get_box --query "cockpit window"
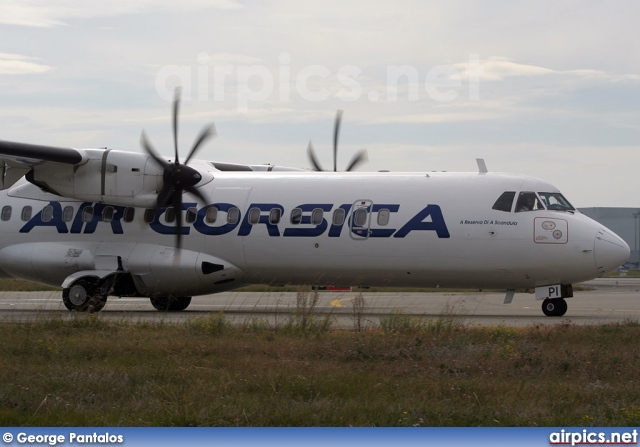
[515,192,544,212]
[537,192,575,211]
[492,191,515,212]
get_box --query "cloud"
[0,0,244,27]
[454,57,640,86]
[452,57,554,82]
[0,53,51,75]
[204,53,264,66]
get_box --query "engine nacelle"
[28,149,212,208]
[0,242,245,297]
[125,244,245,296]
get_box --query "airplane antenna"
[476,158,488,174]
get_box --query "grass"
[0,279,638,426]
[0,279,59,292]
[1,312,639,427]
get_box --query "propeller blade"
[333,110,343,172]
[184,123,216,165]
[156,182,174,209]
[307,141,323,171]
[173,191,184,250]
[142,86,211,251]
[172,87,181,164]
[140,131,170,170]
[345,149,368,172]
[184,185,207,204]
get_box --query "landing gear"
[541,298,568,317]
[150,296,192,311]
[62,279,107,312]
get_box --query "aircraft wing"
[0,140,85,165]
[0,140,87,189]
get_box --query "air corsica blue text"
[19,202,451,239]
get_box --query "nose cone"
[594,228,630,275]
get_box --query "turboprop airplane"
[0,93,630,317]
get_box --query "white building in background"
[579,207,640,268]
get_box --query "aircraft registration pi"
[0,93,629,317]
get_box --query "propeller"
[307,110,368,172]
[140,87,216,249]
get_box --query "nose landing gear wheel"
[542,298,568,317]
[150,296,192,311]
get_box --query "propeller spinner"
[140,88,216,249]
[307,110,367,172]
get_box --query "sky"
[0,0,639,208]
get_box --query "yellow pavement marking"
[330,297,357,308]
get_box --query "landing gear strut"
[541,298,568,317]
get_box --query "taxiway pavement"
[0,277,638,327]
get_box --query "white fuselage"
[0,169,629,297]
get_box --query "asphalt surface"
[0,277,638,327]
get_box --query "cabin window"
[82,206,94,223]
[311,208,323,225]
[492,191,516,212]
[123,207,135,223]
[205,207,217,224]
[40,205,53,223]
[1,206,11,221]
[290,208,302,224]
[353,208,368,226]
[186,207,197,224]
[515,192,544,213]
[332,208,345,226]
[248,208,260,225]
[144,209,156,223]
[21,206,32,222]
[377,209,390,226]
[227,207,240,224]
[102,206,114,223]
[269,208,281,224]
[165,207,176,223]
[62,206,74,222]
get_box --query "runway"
[0,277,638,327]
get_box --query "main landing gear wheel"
[541,298,568,317]
[150,296,192,311]
[62,280,107,312]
